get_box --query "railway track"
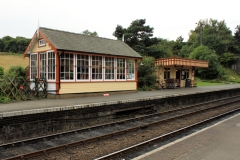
[95,108,240,160]
[1,96,240,160]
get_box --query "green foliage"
[189,45,215,59]
[0,73,11,103]
[231,25,240,54]
[189,46,226,79]
[138,56,157,88]
[0,96,10,103]
[1,36,30,53]
[196,81,225,86]
[218,66,228,80]
[195,66,240,85]
[0,39,4,52]
[0,66,4,76]
[138,85,150,91]
[113,25,124,41]
[223,68,240,83]
[179,43,195,58]
[81,30,98,37]
[172,36,186,56]
[6,66,25,77]
[234,25,240,44]
[192,19,235,56]
[4,36,17,53]
[15,36,31,53]
[219,52,238,67]
[138,85,156,91]
[179,31,200,58]
[147,38,174,58]
[209,79,222,83]
[113,19,159,56]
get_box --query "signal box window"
[39,39,46,46]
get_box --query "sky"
[0,0,239,42]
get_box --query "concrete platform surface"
[134,113,240,160]
[0,84,240,118]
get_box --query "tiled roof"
[39,27,141,58]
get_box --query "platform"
[1,84,240,118]
[134,113,240,160]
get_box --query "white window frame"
[104,57,115,81]
[60,53,75,81]
[39,52,46,79]
[91,55,103,81]
[47,51,56,81]
[76,54,90,81]
[39,39,46,46]
[30,53,38,80]
[116,58,126,81]
[127,59,135,80]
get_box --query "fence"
[0,76,47,101]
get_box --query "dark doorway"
[176,70,180,87]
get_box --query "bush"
[138,85,156,91]
[138,85,150,91]
[6,66,25,77]
[0,66,4,76]
[235,80,240,83]
[0,96,10,103]
[138,56,157,88]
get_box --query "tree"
[192,19,234,56]
[15,37,30,53]
[231,25,240,54]
[179,31,199,58]
[0,39,4,52]
[219,52,238,68]
[187,19,238,71]
[172,36,185,56]
[1,36,30,53]
[2,36,15,53]
[189,46,225,79]
[113,25,125,40]
[234,25,240,45]
[81,30,98,37]
[147,38,174,59]
[113,19,159,56]
[138,56,157,89]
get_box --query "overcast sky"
[0,0,239,42]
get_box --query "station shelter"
[154,57,209,88]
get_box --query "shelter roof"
[154,57,208,68]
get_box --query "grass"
[225,68,240,83]
[196,81,226,86]
[195,68,240,86]
[0,52,29,73]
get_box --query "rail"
[2,97,240,160]
[95,108,240,160]
[1,95,238,149]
